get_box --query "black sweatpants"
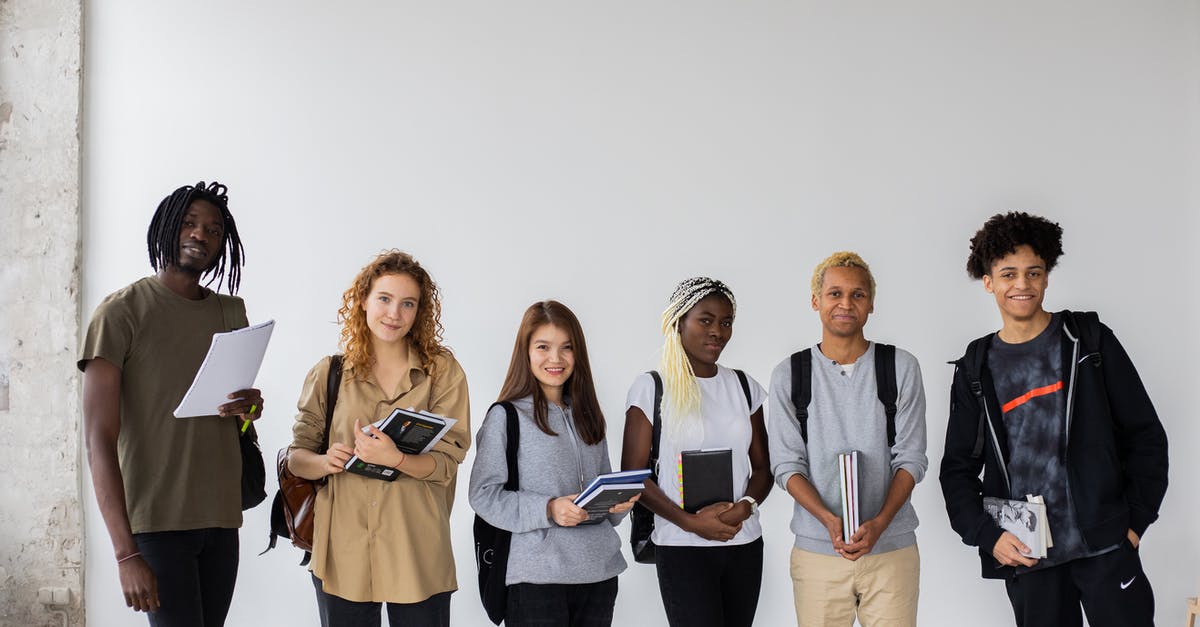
[1004,540,1155,627]
[654,537,764,627]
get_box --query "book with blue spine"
[573,469,651,522]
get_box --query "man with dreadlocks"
[80,181,264,626]
[621,277,772,627]
[767,251,928,627]
[940,212,1167,627]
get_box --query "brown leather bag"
[265,355,342,563]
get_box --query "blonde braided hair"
[659,277,737,425]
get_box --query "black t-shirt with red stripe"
[989,313,1113,570]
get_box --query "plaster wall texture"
[0,0,85,625]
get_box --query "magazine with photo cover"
[982,496,1050,558]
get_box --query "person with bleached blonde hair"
[769,250,928,627]
[620,277,772,627]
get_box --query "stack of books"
[838,451,860,543]
[343,408,458,481]
[573,469,651,522]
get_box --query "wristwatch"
[738,495,759,515]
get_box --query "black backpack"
[789,344,898,447]
[630,369,753,564]
[472,402,519,625]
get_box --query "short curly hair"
[811,251,875,299]
[966,212,1064,279]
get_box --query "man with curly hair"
[80,182,264,626]
[940,212,1168,627]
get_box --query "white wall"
[82,2,1200,625]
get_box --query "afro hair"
[966,212,1064,279]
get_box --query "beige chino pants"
[789,543,920,627]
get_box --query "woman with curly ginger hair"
[288,250,470,627]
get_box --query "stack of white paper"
[173,320,275,418]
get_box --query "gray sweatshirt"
[468,396,627,585]
[767,343,928,556]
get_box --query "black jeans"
[505,577,619,627]
[133,527,239,627]
[655,538,763,627]
[311,574,452,627]
[1005,540,1155,627]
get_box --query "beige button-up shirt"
[290,349,470,603]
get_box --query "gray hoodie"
[468,396,627,585]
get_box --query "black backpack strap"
[294,354,344,567]
[1063,310,1102,359]
[497,402,520,491]
[733,369,753,411]
[647,371,663,482]
[963,337,990,459]
[790,350,813,443]
[873,344,898,448]
[322,355,344,454]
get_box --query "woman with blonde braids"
[620,277,772,627]
[287,250,470,627]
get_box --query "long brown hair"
[337,250,448,377]
[497,300,605,445]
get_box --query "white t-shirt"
[625,365,766,547]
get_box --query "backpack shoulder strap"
[495,401,520,491]
[647,371,664,482]
[321,354,344,454]
[873,344,898,448]
[790,350,813,443]
[733,369,753,411]
[1063,310,1102,355]
[962,336,991,459]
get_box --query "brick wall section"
[0,0,85,625]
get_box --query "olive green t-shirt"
[79,276,248,533]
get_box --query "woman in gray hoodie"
[469,300,639,627]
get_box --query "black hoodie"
[939,310,1168,579]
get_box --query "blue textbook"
[573,469,652,522]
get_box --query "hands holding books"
[548,495,589,526]
[717,499,753,527]
[353,419,404,468]
[320,443,354,476]
[817,514,890,561]
[607,493,641,515]
[839,517,887,561]
[992,531,1039,567]
[551,492,642,526]
[686,502,742,542]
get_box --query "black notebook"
[679,448,733,514]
